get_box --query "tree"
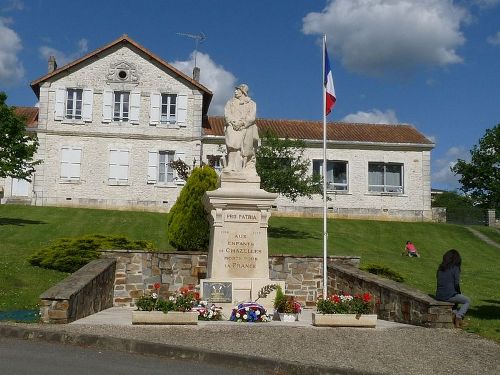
[0,92,40,180]
[167,166,218,251]
[451,124,500,209]
[256,130,320,202]
[432,191,473,209]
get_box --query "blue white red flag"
[324,42,336,115]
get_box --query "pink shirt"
[406,243,417,253]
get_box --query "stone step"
[3,197,31,205]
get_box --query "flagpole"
[322,34,328,299]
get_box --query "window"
[149,93,188,127]
[113,91,130,122]
[55,87,93,122]
[368,162,403,193]
[207,155,223,174]
[66,89,83,119]
[109,149,129,184]
[161,94,177,124]
[158,151,175,183]
[313,160,348,191]
[147,150,185,184]
[60,147,82,181]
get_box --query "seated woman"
[405,241,420,257]
[435,249,471,328]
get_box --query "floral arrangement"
[316,292,375,315]
[273,285,302,314]
[230,302,272,322]
[136,283,200,313]
[191,300,223,321]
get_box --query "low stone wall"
[327,263,453,328]
[103,251,360,308]
[39,258,116,324]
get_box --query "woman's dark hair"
[438,249,462,271]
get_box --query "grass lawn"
[1,205,499,342]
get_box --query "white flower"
[169,296,175,301]
[245,307,249,311]
[243,314,248,320]
[236,313,240,318]
[152,293,158,299]
[255,310,260,315]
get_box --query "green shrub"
[28,234,155,273]
[167,166,218,251]
[360,264,405,282]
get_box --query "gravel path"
[1,322,499,374]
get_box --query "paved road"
[0,337,255,375]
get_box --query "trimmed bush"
[28,234,155,273]
[360,264,405,283]
[167,166,218,251]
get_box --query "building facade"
[1,35,435,221]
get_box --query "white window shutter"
[149,92,160,126]
[54,87,66,121]
[130,90,141,124]
[177,94,188,127]
[82,88,93,122]
[174,150,186,180]
[147,151,158,183]
[102,90,113,123]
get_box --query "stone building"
[1,35,435,221]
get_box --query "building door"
[11,178,30,196]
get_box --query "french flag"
[324,42,336,115]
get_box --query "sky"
[1,0,499,191]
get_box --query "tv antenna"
[176,32,207,68]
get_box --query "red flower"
[363,293,372,303]
[153,282,161,290]
[332,295,341,303]
[194,292,200,300]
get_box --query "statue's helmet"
[235,84,249,96]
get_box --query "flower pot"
[132,311,198,325]
[312,313,377,328]
[278,313,299,322]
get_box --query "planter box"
[278,313,299,322]
[132,311,198,325]
[312,313,377,328]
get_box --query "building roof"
[30,35,213,115]
[203,117,434,147]
[13,107,39,128]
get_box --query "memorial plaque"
[202,282,233,303]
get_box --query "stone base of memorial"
[201,172,282,312]
[132,311,198,325]
[312,313,377,328]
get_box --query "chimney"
[193,66,200,82]
[48,56,57,73]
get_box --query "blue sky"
[1,0,499,190]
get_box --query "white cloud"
[487,31,500,45]
[39,38,89,67]
[342,109,399,124]
[432,146,468,189]
[172,52,237,115]
[302,0,468,76]
[0,18,24,86]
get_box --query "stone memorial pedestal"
[201,172,283,312]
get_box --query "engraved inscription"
[224,210,260,223]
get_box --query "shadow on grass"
[467,304,500,320]
[268,226,320,240]
[482,299,500,305]
[0,217,46,226]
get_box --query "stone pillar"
[201,172,283,311]
[487,209,496,227]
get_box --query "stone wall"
[327,263,454,328]
[39,258,116,324]
[103,251,359,308]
